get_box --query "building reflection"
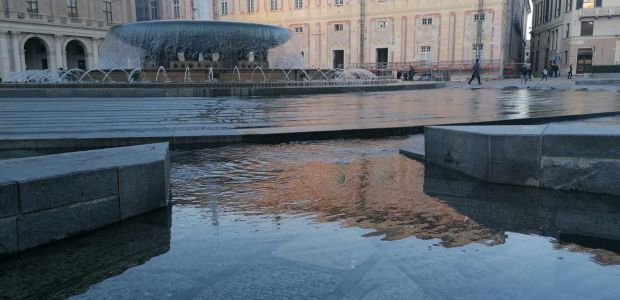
[174,145,620,265]
[0,207,172,299]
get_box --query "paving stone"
[19,168,118,213]
[17,196,121,250]
[0,216,18,256]
[0,178,19,217]
[489,135,541,186]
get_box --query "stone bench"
[423,125,620,196]
[0,143,170,256]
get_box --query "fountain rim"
[109,20,291,33]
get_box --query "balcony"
[579,7,620,19]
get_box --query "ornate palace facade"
[214,0,530,72]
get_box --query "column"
[55,35,64,70]
[92,39,100,68]
[11,32,22,72]
[0,31,11,80]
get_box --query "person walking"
[567,64,573,79]
[553,63,559,78]
[541,66,549,81]
[528,66,533,81]
[520,65,529,85]
[468,59,481,85]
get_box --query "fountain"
[99,20,291,70]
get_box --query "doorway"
[24,37,49,70]
[576,48,593,74]
[66,40,87,70]
[376,48,388,68]
[332,50,344,69]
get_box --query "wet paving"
[1,137,619,299]
[0,89,619,141]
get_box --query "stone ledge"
[421,125,620,196]
[0,143,170,256]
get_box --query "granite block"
[489,135,541,186]
[426,127,490,181]
[19,168,118,213]
[17,196,121,250]
[541,156,620,196]
[119,161,169,220]
[0,178,19,217]
[0,216,18,256]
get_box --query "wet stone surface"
[0,137,619,299]
[0,89,618,143]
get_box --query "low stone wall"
[0,143,170,256]
[424,125,620,196]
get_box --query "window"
[294,26,303,33]
[335,0,343,5]
[103,1,112,22]
[472,43,484,51]
[377,20,387,29]
[474,13,485,21]
[578,0,602,9]
[566,23,570,38]
[334,23,344,31]
[294,0,303,9]
[421,17,432,25]
[420,46,431,60]
[566,0,572,12]
[26,0,38,13]
[67,0,78,18]
[150,0,159,19]
[270,0,277,11]
[581,21,593,36]
[555,0,562,17]
[173,0,180,18]
[220,0,228,15]
[301,51,304,57]
[247,0,254,13]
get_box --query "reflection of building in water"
[173,144,620,265]
[0,208,172,299]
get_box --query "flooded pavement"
[1,137,619,299]
[0,89,619,141]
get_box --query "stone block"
[17,196,121,250]
[119,160,169,220]
[541,157,620,196]
[0,178,19,218]
[425,126,490,181]
[542,125,620,159]
[19,168,118,213]
[489,135,541,186]
[0,217,18,256]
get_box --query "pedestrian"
[553,64,559,78]
[520,65,528,85]
[397,70,402,80]
[567,64,573,79]
[528,66,533,81]
[468,59,481,85]
[408,65,416,81]
[541,66,549,81]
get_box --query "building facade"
[531,0,620,74]
[214,0,530,73]
[0,0,135,79]
[135,0,197,21]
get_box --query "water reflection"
[0,208,172,299]
[172,138,620,264]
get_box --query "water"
[1,137,619,299]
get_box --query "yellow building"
[215,0,530,74]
